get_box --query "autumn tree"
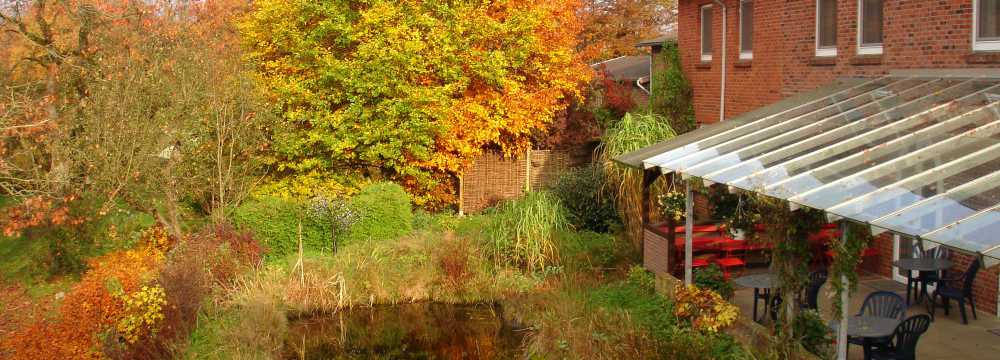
[577,0,677,63]
[240,0,592,208]
[1,1,270,254]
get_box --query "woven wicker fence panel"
[462,147,594,214]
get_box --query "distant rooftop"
[590,56,650,82]
[636,30,677,47]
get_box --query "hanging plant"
[711,188,761,239]
[657,190,686,223]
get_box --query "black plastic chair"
[928,258,980,325]
[769,291,782,322]
[915,247,949,302]
[870,314,932,360]
[752,287,772,322]
[849,291,906,349]
[801,270,828,311]
[767,271,830,322]
[858,291,907,319]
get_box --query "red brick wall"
[874,233,895,279]
[678,0,1000,125]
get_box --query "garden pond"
[284,302,528,359]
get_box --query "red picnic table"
[658,224,724,234]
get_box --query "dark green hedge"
[346,182,413,244]
[550,165,620,233]
[230,196,333,258]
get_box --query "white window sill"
[815,47,837,57]
[739,51,753,60]
[858,45,883,55]
[701,54,713,62]
[973,40,1000,52]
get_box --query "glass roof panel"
[922,206,1000,259]
[921,205,1000,254]
[731,87,1000,195]
[696,79,986,182]
[871,170,1000,236]
[828,146,1000,222]
[643,77,897,169]
[683,79,952,178]
[791,113,1000,209]
[659,78,921,172]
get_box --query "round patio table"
[829,316,900,360]
[894,258,952,272]
[894,258,952,305]
[734,273,776,323]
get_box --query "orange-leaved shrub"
[2,245,165,359]
[122,223,263,359]
[1,222,264,359]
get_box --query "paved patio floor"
[731,270,1000,360]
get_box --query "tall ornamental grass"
[598,112,676,249]
[487,192,569,272]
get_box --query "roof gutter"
[713,0,727,123]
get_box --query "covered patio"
[729,269,1000,359]
[618,69,1000,359]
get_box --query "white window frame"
[701,4,713,61]
[739,0,753,60]
[815,0,838,57]
[973,0,1000,51]
[857,0,883,55]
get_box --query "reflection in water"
[285,303,527,360]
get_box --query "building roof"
[590,56,650,82]
[617,69,1000,264]
[636,30,677,47]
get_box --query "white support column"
[685,181,694,286]
[837,223,850,360]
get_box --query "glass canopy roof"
[629,73,1000,262]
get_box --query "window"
[740,1,754,59]
[816,0,838,57]
[974,0,1000,51]
[857,0,883,54]
[701,4,713,61]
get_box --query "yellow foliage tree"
[240,0,592,207]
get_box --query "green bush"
[694,264,735,299]
[550,165,620,233]
[626,265,656,292]
[486,191,568,272]
[559,230,632,271]
[1,198,155,278]
[230,196,332,259]
[346,182,413,244]
[793,310,834,358]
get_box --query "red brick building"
[644,0,1000,316]
[679,0,1000,126]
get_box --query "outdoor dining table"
[893,258,952,305]
[829,315,900,360]
[733,273,776,323]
